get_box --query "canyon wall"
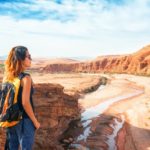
[42,45,150,75]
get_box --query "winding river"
[69,83,144,149]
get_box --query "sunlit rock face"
[33,83,80,149]
[42,45,150,75]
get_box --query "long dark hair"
[4,46,28,80]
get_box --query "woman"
[4,46,40,150]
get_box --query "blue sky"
[0,0,150,58]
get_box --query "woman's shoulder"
[21,74,32,87]
[19,72,31,79]
[20,73,32,87]
[20,72,32,82]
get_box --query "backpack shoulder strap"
[18,72,30,80]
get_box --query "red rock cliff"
[33,83,80,149]
[42,45,150,75]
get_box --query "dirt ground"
[32,72,103,94]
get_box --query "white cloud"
[0,0,150,57]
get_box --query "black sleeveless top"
[17,73,34,118]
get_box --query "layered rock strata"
[42,45,150,75]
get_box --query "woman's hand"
[34,120,40,129]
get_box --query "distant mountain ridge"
[41,44,150,75]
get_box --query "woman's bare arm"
[22,75,40,129]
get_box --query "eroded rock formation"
[33,83,80,149]
[42,45,150,75]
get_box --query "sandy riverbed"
[107,74,150,150]
[84,74,150,150]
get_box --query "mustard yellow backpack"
[0,73,24,128]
